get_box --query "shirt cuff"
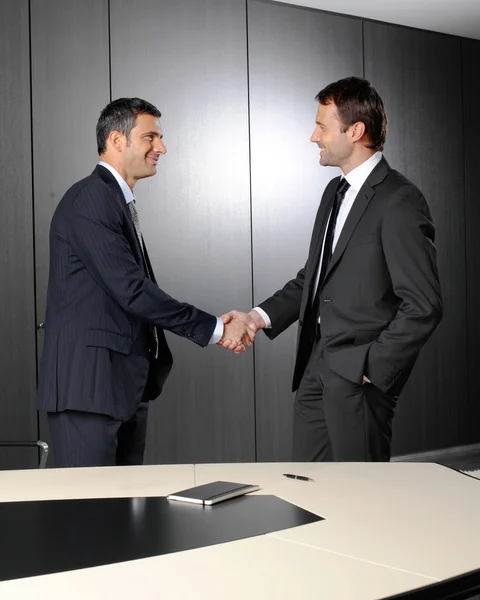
[252,307,271,329]
[208,317,224,344]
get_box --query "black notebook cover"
[167,480,260,505]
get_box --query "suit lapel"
[94,164,127,209]
[322,157,390,285]
[94,164,136,231]
[306,177,339,288]
[93,165,146,269]
[142,241,157,284]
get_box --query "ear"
[107,130,126,153]
[350,121,366,143]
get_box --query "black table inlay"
[1,494,323,581]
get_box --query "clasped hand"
[217,310,266,354]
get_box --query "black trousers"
[47,402,149,468]
[292,339,396,462]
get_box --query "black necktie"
[310,177,351,321]
[293,177,350,389]
[128,201,159,359]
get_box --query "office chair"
[0,441,49,469]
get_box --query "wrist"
[249,309,266,330]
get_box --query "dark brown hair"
[96,97,161,155]
[316,77,387,151]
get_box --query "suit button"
[323,298,332,303]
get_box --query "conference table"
[1,462,479,599]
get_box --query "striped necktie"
[128,201,159,359]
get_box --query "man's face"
[310,102,352,169]
[122,113,166,181]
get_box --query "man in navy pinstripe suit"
[37,98,254,468]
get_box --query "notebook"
[167,480,260,505]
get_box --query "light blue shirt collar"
[98,161,135,204]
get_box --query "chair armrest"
[0,441,49,468]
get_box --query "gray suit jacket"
[259,158,443,396]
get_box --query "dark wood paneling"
[18,0,478,469]
[0,0,38,469]
[31,0,110,323]
[248,0,363,461]
[31,0,110,456]
[364,23,466,454]
[463,39,480,444]
[110,0,254,463]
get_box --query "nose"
[155,139,167,155]
[310,127,320,144]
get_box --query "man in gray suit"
[37,97,253,467]
[223,77,442,462]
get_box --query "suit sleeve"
[366,186,443,391]
[257,266,306,340]
[256,179,339,341]
[68,184,217,347]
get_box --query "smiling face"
[310,102,353,171]
[121,113,166,184]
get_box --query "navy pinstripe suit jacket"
[37,165,216,420]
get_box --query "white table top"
[1,462,478,599]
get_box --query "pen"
[283,473,314,482]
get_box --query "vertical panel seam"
[108,0,112,101]
[460,39,470,438]
[362,20,365,77]
[28,0,40,450]
[246,0,257,462]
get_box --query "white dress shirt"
[98,161,223,344]
[254,151,383,330]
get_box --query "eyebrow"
[143,131,163,139]
[316,121,325,126]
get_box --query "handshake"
[217,310,266,354]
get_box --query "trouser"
[47,402,149,467]
[292,339,396,462]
